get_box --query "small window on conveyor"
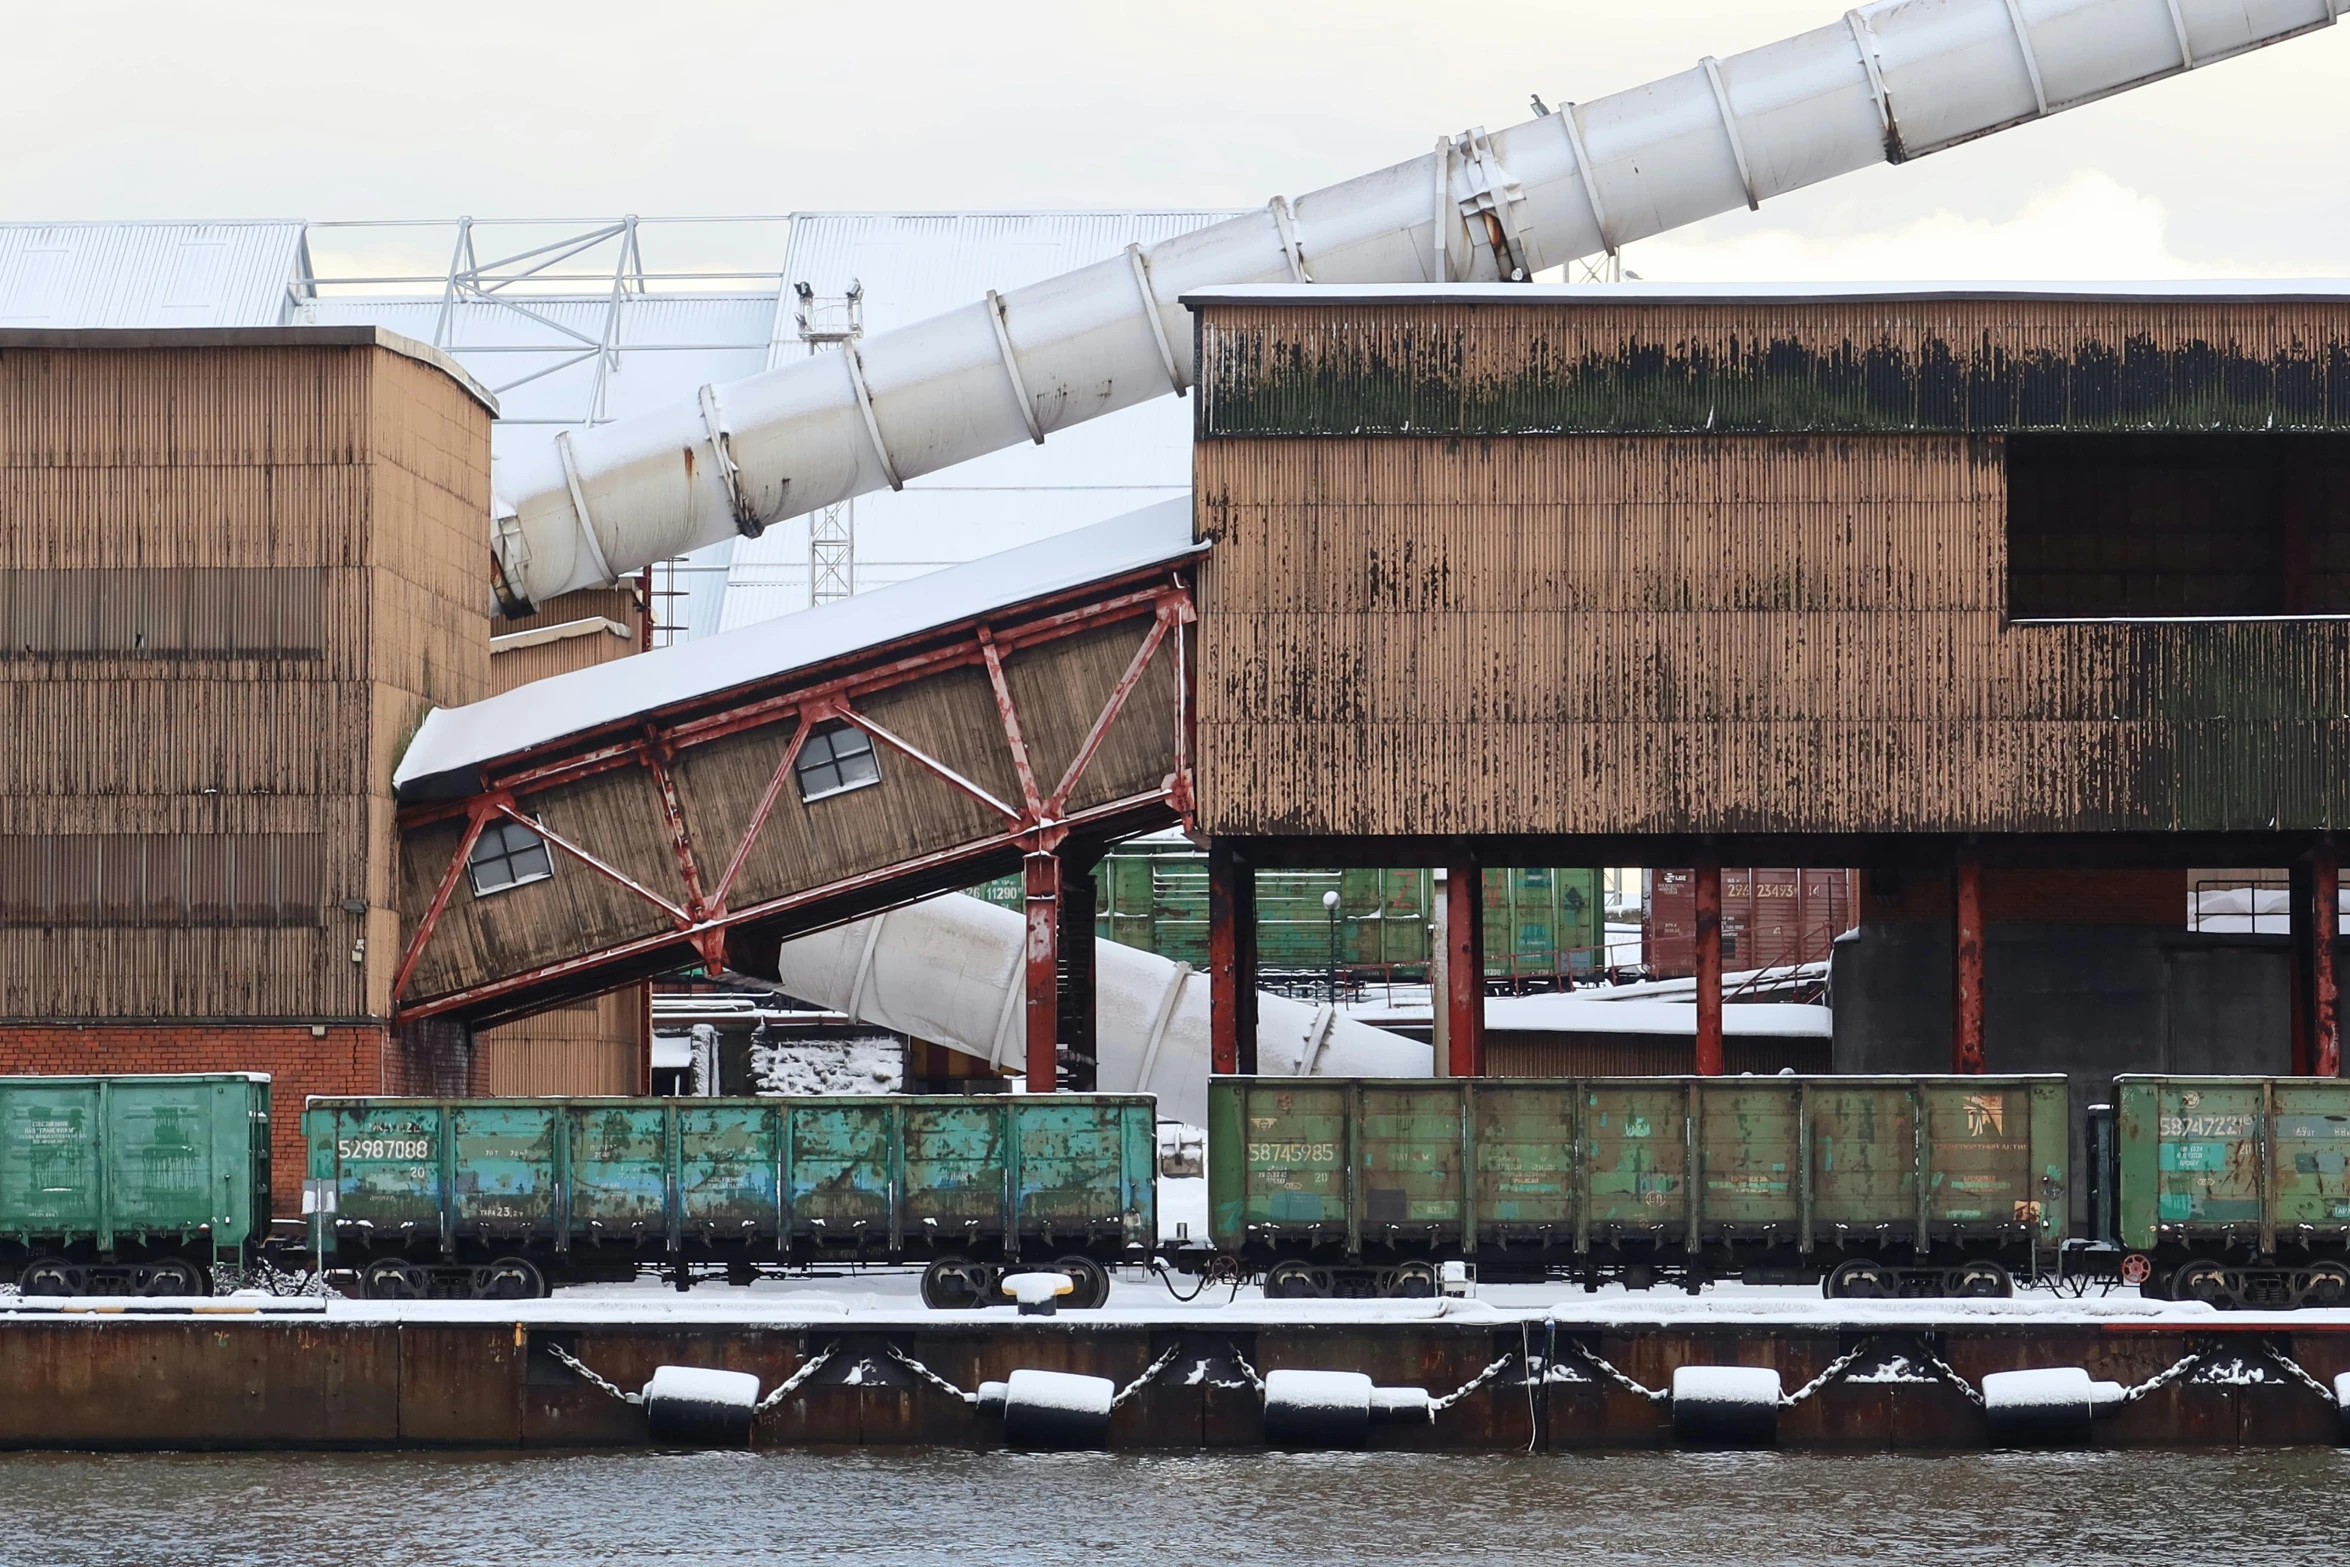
[794,722,882,803]
[467,819,555,897]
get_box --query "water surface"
[1,1448,2337,1566]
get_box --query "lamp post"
[1323,888,1342,1007]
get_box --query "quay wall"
[0,1312,2343,1451]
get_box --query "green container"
[2113,1075,2350,1252]
[1208,1075,2069,1262]
[0,1073,270,1260]
[305,1094,1156,1266]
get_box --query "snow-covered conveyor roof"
[388,499,1207,1031]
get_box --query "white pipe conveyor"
[489,0,2346,609]
[771,894,1430,1126]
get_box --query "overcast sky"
[6,0,2346,282]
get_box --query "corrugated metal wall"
[1192,297,2350,841]
[1196,299,2350,437]
[473,585,651,1093]
[1646,869,1854,978]
[0,334,493,1019]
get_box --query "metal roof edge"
[1180,279,2350,308]
[0,324,498,415]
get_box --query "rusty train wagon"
[0,1073,273,1296]
[1208,1075,2069,1298]
[304,1094,1156,1303]
[2095,1075,2350,1309]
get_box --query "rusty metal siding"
[1196,415,2350,838]
[0,339,492,1020]
[477,989,645,1097]
[1197,300,2350,437]
[998,618,1183,816]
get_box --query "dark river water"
[0,1448,2339,1566]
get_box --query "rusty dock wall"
[2,1307,2345,1451]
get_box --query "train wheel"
[2299,1260,2350,1308]
[1944,1262,2012,1299]
[475,1257,545,1300]
[363,1258,429,1300]
[1383,1261,1439,1299]
[1264,1260,1323,1300]
[18,1258,77,1297]
[1052,1255,1111,1310]
[142,1258,210,1297]
[1823,1257,1896,1300]
[2171,1258,2232,1309]
[920,1257,995,1310]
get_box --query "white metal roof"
[294,293,777,433]
[0,221,310,328]
[716,211,1238,631]
[394,494,1201,792]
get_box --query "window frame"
[793,721,883,804]
[466,818,556,898]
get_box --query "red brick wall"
[0,1022,477,1222]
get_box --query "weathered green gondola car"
[305,1094,1156,1303]
[2108,1075,2350,1308]
[0,1073,272,1295]
[1208,1075,2068,1298]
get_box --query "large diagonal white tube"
[770,893,1429,1126]
[493,0,2344,608]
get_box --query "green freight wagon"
[305,1093,1155,1305]
[0,1073,272,1296]
[1208,1075,2068,1298]
[975,845,1606,986]
[2104,1075,2350,1308]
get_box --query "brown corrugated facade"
[1188,286,2350,1089]
[1190,292,2350,842]
[0,328,497,1202]
[470,584,652,1094]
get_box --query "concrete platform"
[2,1286,2347,1451]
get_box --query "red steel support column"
[2316,841,2340,1078]
[1023,850,1061,1091]
[1208,841,1258,1075]
[1952,849,1986,1074]
[2291,857,2319,1076]
[1446,862,1485,1077]
[1694,858,1723,1076]
[1058,848,1100,1092]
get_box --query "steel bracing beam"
[392,573,1195,1022]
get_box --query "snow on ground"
[1158,1175,1207,1246]
[750,1037,902,1096]
[22,1269,2333,1333]
[13,1282,2327,1334]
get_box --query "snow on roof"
[1485,994,1833,1039]
[1183,279,2350,307]
[1353,993,1833,1039]
[394,495,1202,793]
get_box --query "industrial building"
[1184,281,2349,1138]
[0,326,496,1200]
[4,0,2347,1228]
